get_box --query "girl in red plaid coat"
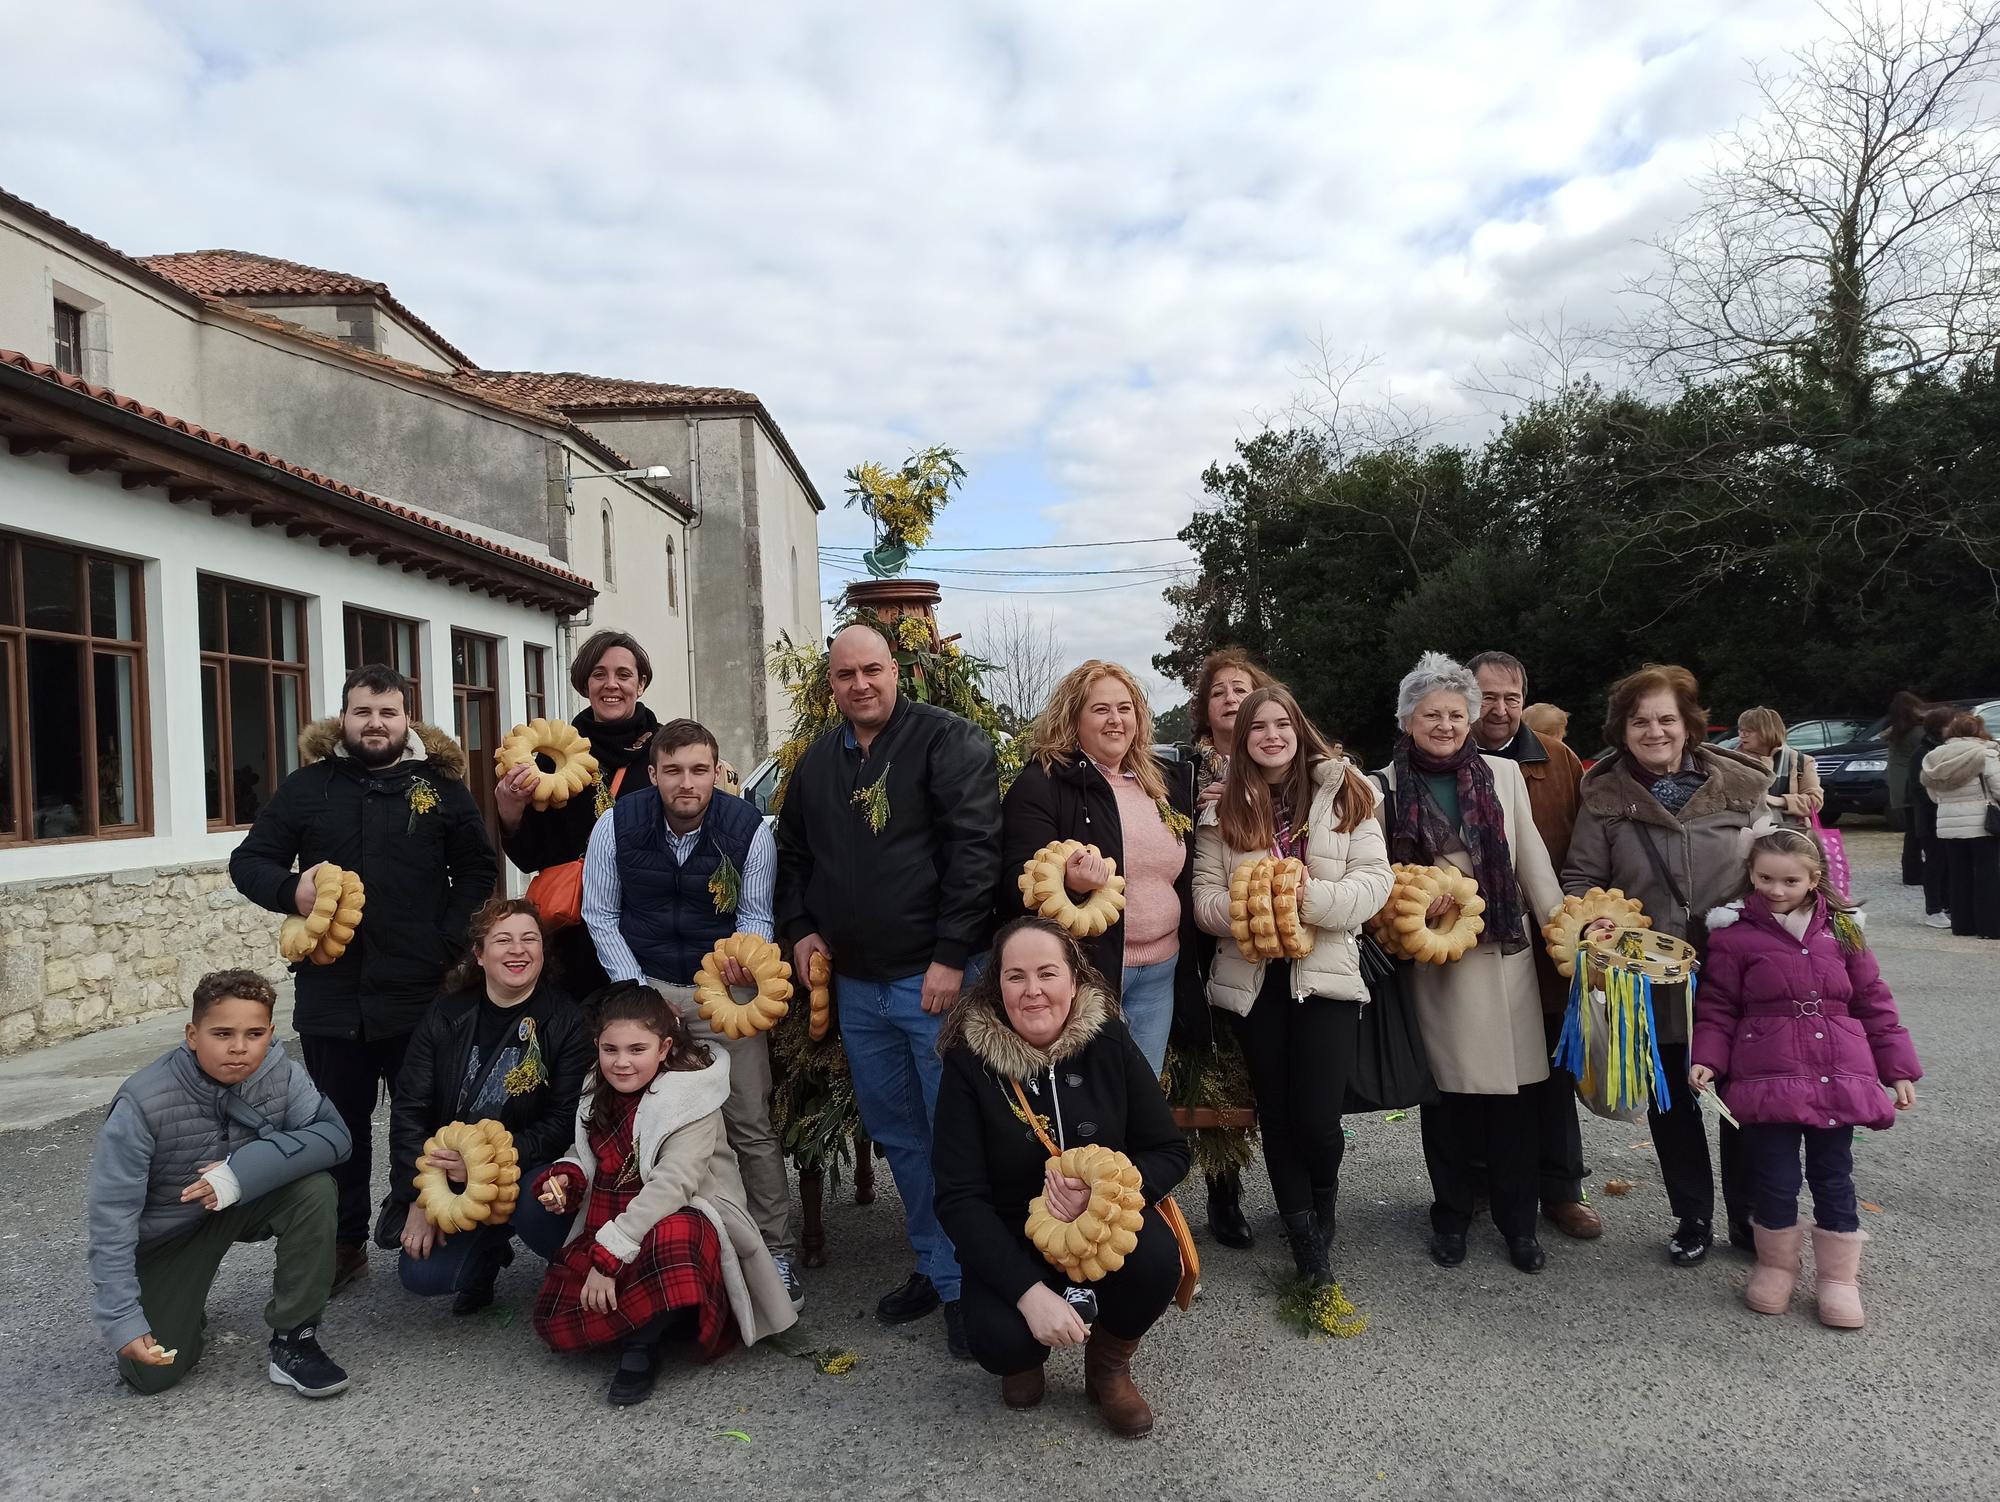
[530,984,798,1406]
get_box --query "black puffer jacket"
[499,704,659,875]
[775,697,1001,978]
[380,980,592,1227]
[931,981,1189,1303]
[998,748,1202,1009]
[229,719,498,1040]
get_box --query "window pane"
[23,545,80,633]
[88,558,136,640]
[198,576,225,652]
[94,653,139,827]
[395,622,417,677]
[202,663,223,822]
[275,673,303,778]
[227,585,268,657]
[27,638,85,837]
[228,660,271,823]
[277,598,302,662]
[0,540,16,625]
[0,643,14,834]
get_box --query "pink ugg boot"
[1811,1227,1868,1329]
[1745,1221,1803,1315]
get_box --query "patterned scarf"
[1389,733,1529,954]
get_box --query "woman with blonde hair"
[1735,706,1824,827]
[1000,661,1200,1076]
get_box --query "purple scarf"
[1389,734,1530,954]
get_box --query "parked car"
[1713,717,1871,754]
[1816,697,2000,825]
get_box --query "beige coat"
[558,1053,797,1347]
[1376,756,1564,1095]
[1765,745,1825,822]
[1192,760,1394,1013]
[1920,739,2000,840]
[1561,745,1771,1043]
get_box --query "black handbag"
[1344,932,1439,1111]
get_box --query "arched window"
[600,506,616,588]
[665,535,679,613]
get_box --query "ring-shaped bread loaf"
[1385,864,1486,964]
[693,934,793,1040]
[807,950,833,1042]
[1016,839,1127,938]
[1024,1144,1149,1283]
[278,862,350,964]
[1542,887,1651,977]
[309,869,367,966]
[494,718,601,811]
[414,1119,523,1234]
[1268,856,1315,960]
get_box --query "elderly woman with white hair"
[1375,652,1566,1274]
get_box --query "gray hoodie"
[86,1039,350,1352]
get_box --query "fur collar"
[952,980,1115,1083]
[298,717,468,781]
[1578,743,1768,827]
[1704,895,1865,936]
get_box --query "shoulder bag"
[1344,773,1439,1112]
[524,766,627,930]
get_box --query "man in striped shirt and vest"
[581,718,800,1310]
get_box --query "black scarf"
[1389,734,1530,954]
[573,702,660,784]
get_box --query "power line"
[817,535,1184,554]
[818,554,1191,578]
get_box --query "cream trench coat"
[1376,755,1564,1095]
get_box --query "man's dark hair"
[652,718,721,764]
[1466,651,1527,684]
[570,630,653,696]
[341,663,414,715]
[192,968,277,1024]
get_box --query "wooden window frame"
[199,577,311,829]
[0,532,152,846]
[524,643,549,722]
[52,300,85,377]
[451,628,504,898]
[343,605,424,718]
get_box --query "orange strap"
[1009,1078,1061,1159]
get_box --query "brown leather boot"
[1000,1366,1045,1409]
[1083,1330,1154,1438]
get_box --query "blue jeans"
[397,1166,576,1298]
[837,967,968,1301]
[1119,955,1176,1077]
[1741,1123,1859,1233]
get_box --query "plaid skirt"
[532,1207,736,1358]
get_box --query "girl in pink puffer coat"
[1689,828,1921,1331]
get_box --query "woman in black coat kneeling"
[380,897,593,1312]
[932,917,1188,1438]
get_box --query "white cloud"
[1,0,1834,704]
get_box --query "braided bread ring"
[414,1119,522,1233]
[1024,1144,1148,1282]
[1227,856,1270,962]
[808,950,833,1042]
[1542,887,1650,977]
[278,863,350,964]
[694,934,793,1040]
[1269,857,1315,960]
[1387,865,1486,964]
[494,718,601,811]
[310,870,367,966]
[1016,839,1127,938]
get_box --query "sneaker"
[875,1271,940,1325]
[328,1243,368,1298]
[607,1345,658,1407]
[942,1299,971,1361]
[771,1251,805,1313]
[268,1324,350,1398]
[1668,1217,1713,1267]
[1923,912,1953,929]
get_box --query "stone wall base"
[0,860,288,1054]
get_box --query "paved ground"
[1,828,1992,1501]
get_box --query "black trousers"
[1648,1038,1747,1229]
[549,923,611,1002]
[1919,800,1952,916]
[1900,811,1926,886]
[1944,837,2000,938]
[1227,964,1360,1219]
[300,1030,413,1246]
[1421,1090,1538,1240]
[1535,1010,1587,1205]
[1740,1123,1859,1233]
[961,1212,1181,1377]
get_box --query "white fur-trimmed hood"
[1706,898,1864,933]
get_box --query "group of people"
[1881,691,2000,940]
[83,623,1926,1438]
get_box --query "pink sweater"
[1104,768,1183,967]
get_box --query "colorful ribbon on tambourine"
[1552,940,1679,1114]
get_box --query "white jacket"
[1193,760,1394,1013]
[1921,738,2000,841]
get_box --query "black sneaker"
[876,1271,940,1325]
[771,1251,805,1313]
[607,1345,658,1407]
[942,1299,971,1361]
[268,1324,350,1398]
[453,1241,514,1317]
[1668,1218,1713,1267]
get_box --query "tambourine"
[1579,926,1698,986]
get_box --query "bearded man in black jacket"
[775,621,1001,1358]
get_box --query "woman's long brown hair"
[1218,686,1374,849]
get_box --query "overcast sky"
[2,0,1833,702]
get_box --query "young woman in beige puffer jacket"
[1919,717,2000,938]
[1191,686,1392,1286]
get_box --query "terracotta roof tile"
[452,369,759,409]
[0,347,593,597]
[140,248,473,367]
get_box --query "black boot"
[1280,1210,1332,1287]
[453,1240,515,1316]
[1310,1187,1337,1257]
[1206,1170,1254,1250]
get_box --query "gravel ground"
[1,828,1991,1501]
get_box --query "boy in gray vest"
[86,970,353,1397]
[581,718,799,1308]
